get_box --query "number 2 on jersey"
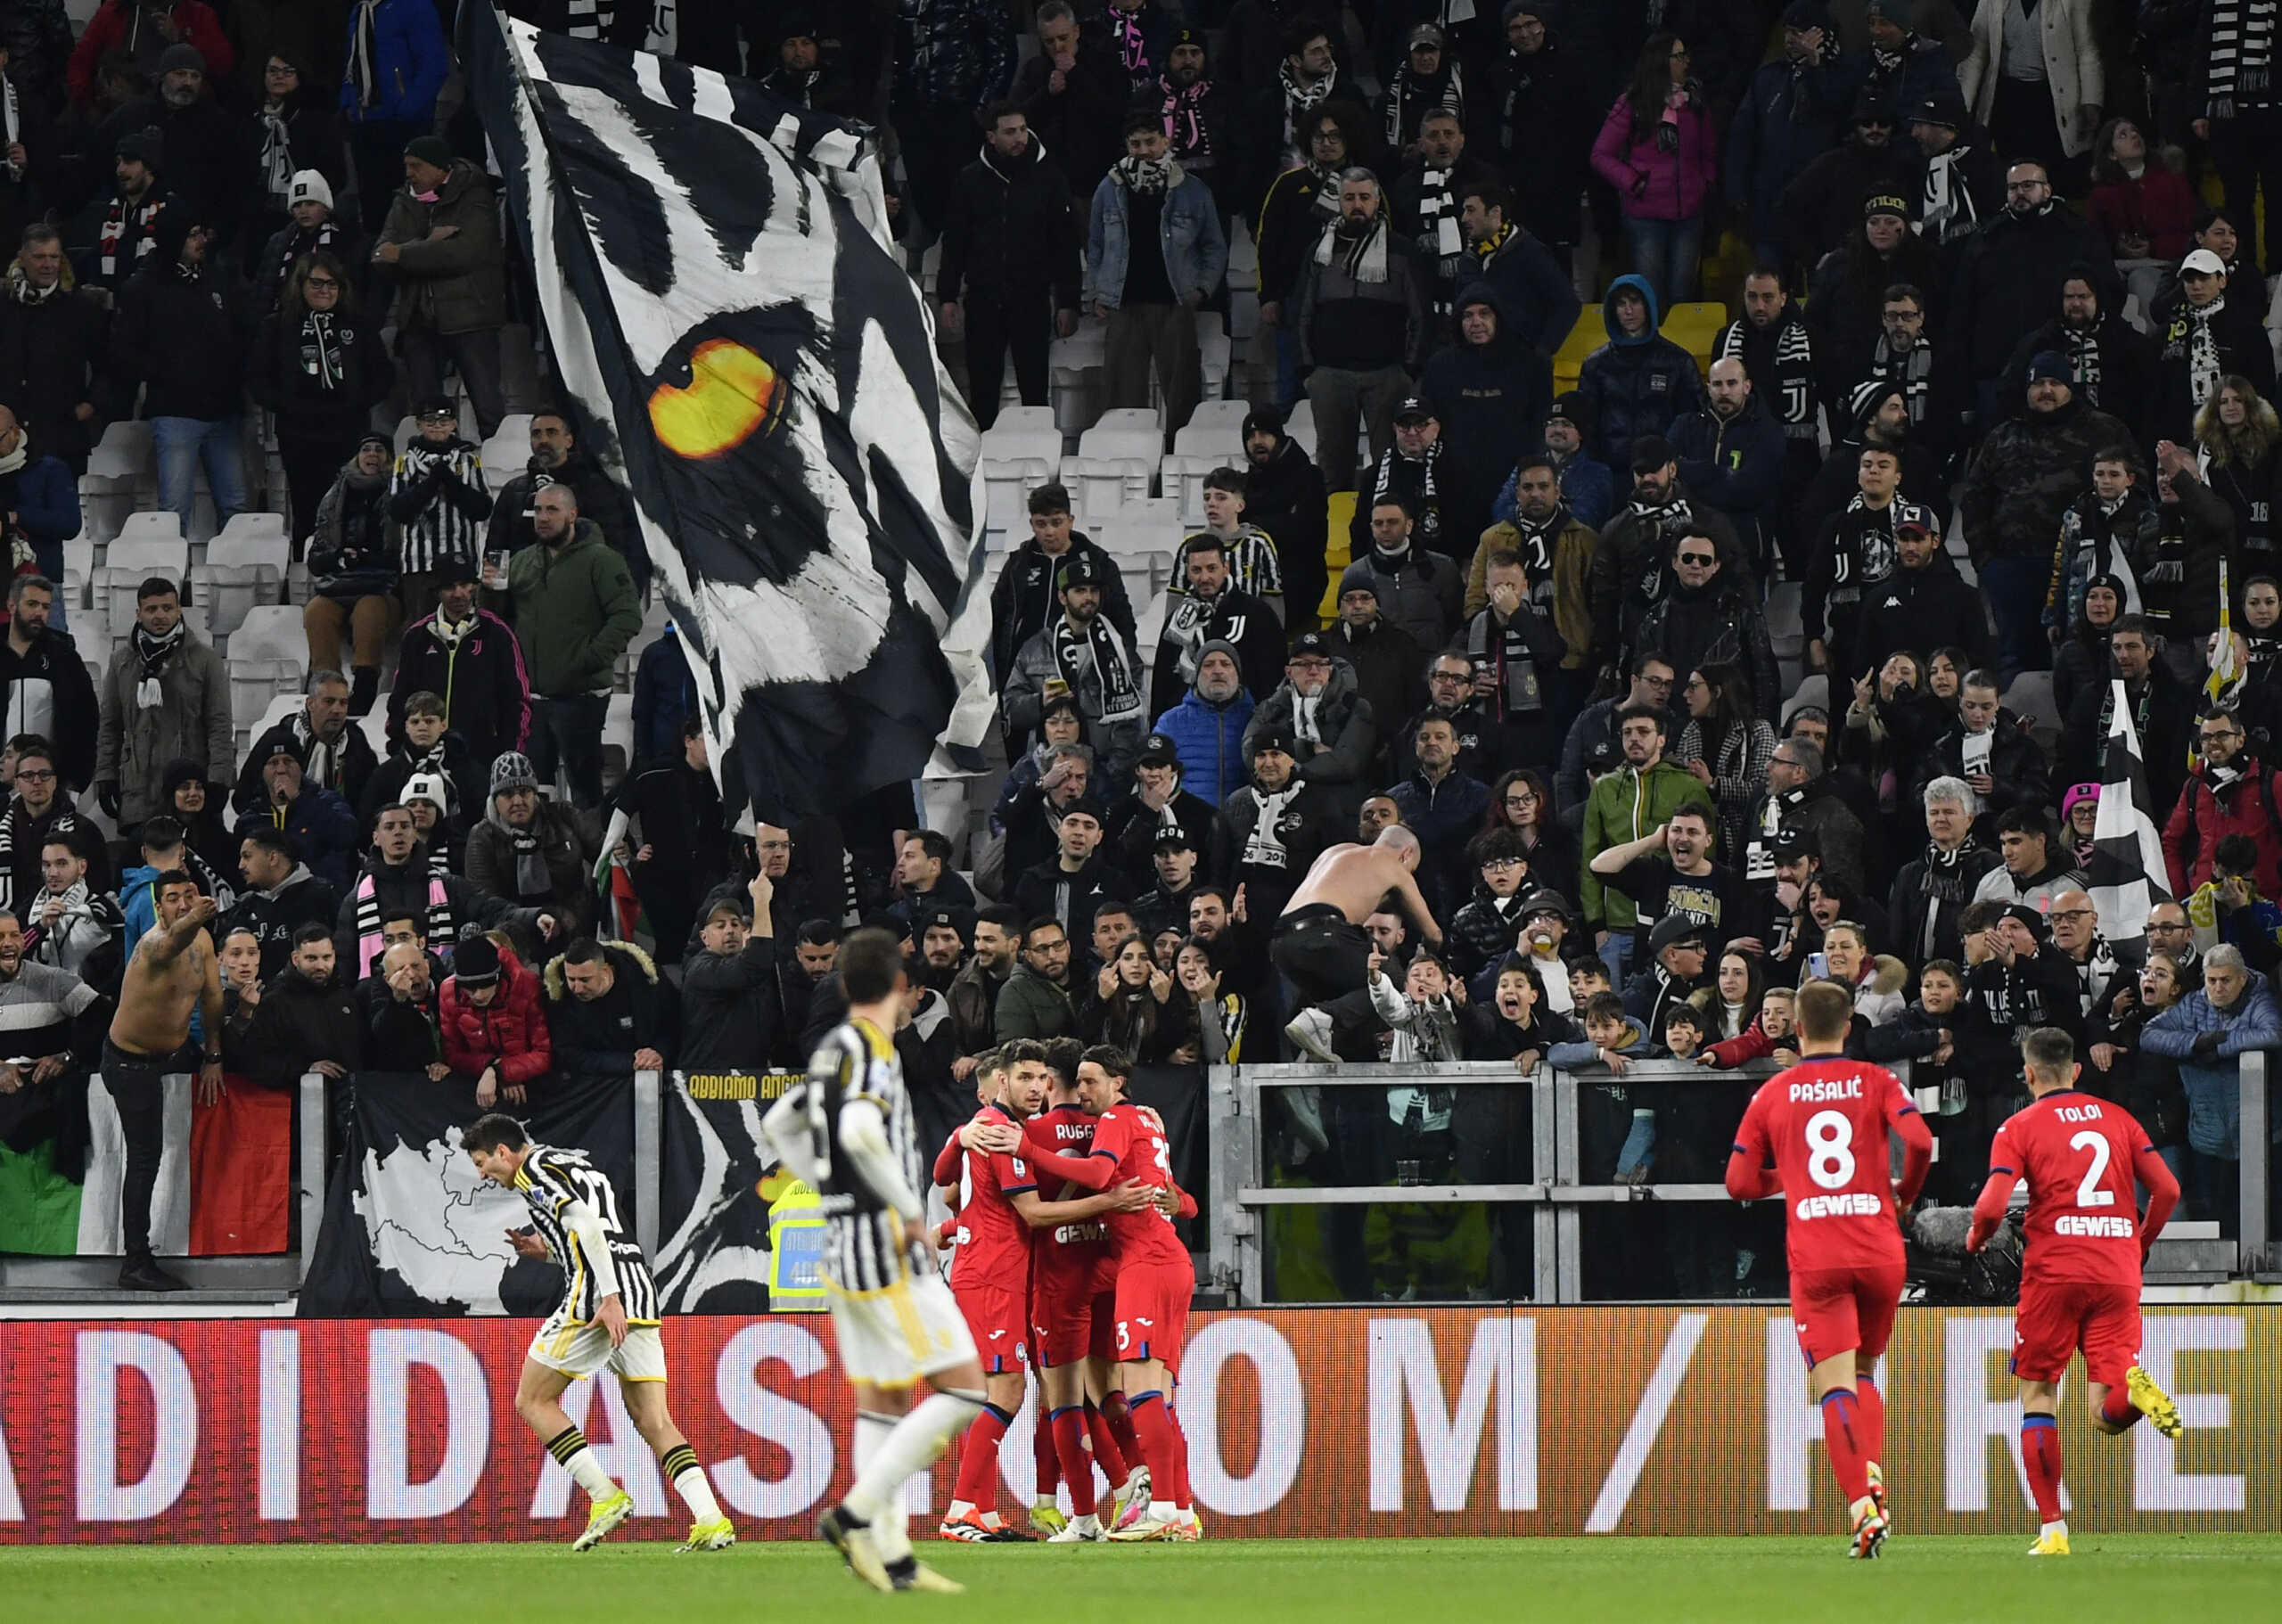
[1805,1110,1855,1190]
[2069,1130,2115,1208]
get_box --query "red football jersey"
[1085,1102,1190,1271]
[1735,1057,1918,1271]
[1987,1091,2164,1286]
[1028,1100,1112,1297]
[948,1103,1037,1292]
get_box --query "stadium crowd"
[0,2,2279,1303]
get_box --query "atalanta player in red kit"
[1969,1026,2183,1556]
[1728,980,1932,1559]
[1020,1045,1203,1541]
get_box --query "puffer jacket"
[1723,52,1851,248]
[2164,758,2282,900]
[440,947,550,1086]
[1577,275,1703,472]
[543,940,672,1075]
[2141,972,2282,1157]
[336,0,447,124]
[939,136,1082,305]
[1152,682,1254,807]
[308,454,398,599]
[1243,661,1375,820]
[1843,954,1911,1026]
[1667,389,1788,573]
[992,960,1078,1041]
[1590,84,1719,222]
[1420,284,1551,549]
[891,0,1015,113]
[381,159,505,336]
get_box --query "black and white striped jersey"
[794,1015,922,1293]
[513,1144,659,1325]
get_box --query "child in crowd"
[1700,984,1798,1067]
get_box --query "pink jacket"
[1590,92,1719,223]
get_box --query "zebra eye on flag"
[465,12,994,827]
[2086,679,2175,954]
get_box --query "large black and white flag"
[653,1070,789,1316]
[466,11,994,826]
[2088,679,2174,955]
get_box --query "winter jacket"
[1944,202,2119,384]
[1667,391,1787,573]
[0,275,106,467]
[1581,760,1718,932]
[440,949,550,1086]
[1341,545,1463,657]
[1451,226,1580,359]
[1007,37,1125,199]
[1330,617,1425,773]
[234,709,378,819]
[1012,851,1131,939]
[1724,53,1852,249]
[1380,766,1487,918]
[678,934,776,1072]
[2089,166,2199,265]
[70,3,233,107]
[1916,718,2053,824]
[2142,972,2282,1158]
[0,627,99,790]
[334,0,446,122]
[891,0,1015,112]
[95,629,234,824]
[1151,683,1255,808]
[1577,275,1703,473]
[1633,575,1781,725]
[1253,161,1339,308]
[989,534,1137,681]
[1468,510,1596,674]
[993,960,1079,1042]
[505,519,641,697]
[110,250,251,422]
[1853,553,1996,679]
[464,799,595,937]
[2042,488,2163,639]
[238,784,361,890]
[242,964,359,1089]
[1590,86,1719,223]
[357,973,444,1073]
[253,216,366,313]
[388,607,530,766]
[630,629,696,769]
[1217,776,1340,915]
[2164,758,2282,900]
[1146,583,1285,721]
[1957,394,2135,564]
[1088,166,1227,309]
[305,454,398,603]
[939,138,1082,308]
[1295,221,1431,373]
[1713,305,1819,461]
[1476,33,1595,247]
[488,451,643,586]
[545,941,673,1076]
[2061,670,2197,817]
[2134,476,2237,648]
[2150,288,2279,445]
[328,851,521,980]
[380,160,505,336]
[1000,615,1147,783]
[1421,284,1551,548]
[1779,135,1917,267]
[1243,662,1375,802]
[1959,0,2103,159]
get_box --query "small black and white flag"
[466,11,994,826]
[2087,678,2174,954]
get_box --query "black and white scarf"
[1383,64,1464,149]
[98,193,163,282]
[2205,0,2278,118]
[1114,154,1181,195]
[298,310,347,390]
[1505,506,1569,617]
[1240,784,1300,870]
[562,0,616,40]
[0,801,85,914]
[288,710,350,795]
[1869,335,1935,426]
[1278,60,1334,150]
[1919,142,1987,243]
[1413,168,1463,297]
[1303,160,1342,221]
[4,261,59,306]
[1372,441,1441,514]
[1314,213,1390,282]
[130,620,185,709]
[1625,491,1693,607]
[2064,322,2104,405]
[1050,612,1145,725]
[257,108,296,209]
[350,0,382,110]
[1465,603,1544,717]
[1913,837,1983,959]
[274,220,344,294]
[1161,74,1216,167]
[1826,494,1900,610]
[2,74,19,180]
[2185,296,2227,412]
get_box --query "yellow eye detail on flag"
[648,339,786,459]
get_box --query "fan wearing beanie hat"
[258,152,369,311]
[468,751,592,935]
[1239,405,1333,629]
[376,125,507,440]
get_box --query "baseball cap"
[1137,732,1180,767]
[1058,552,1103,589]
[1392,395,1435,424]
[2182,247,2227,275]
[415,394,458,421]
[1647,914,1707,956]
[1408,22,1445,48]
[1289,630,1333,660]
[1907,95,1962,130]
[1769,824,1820,859]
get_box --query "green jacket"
[1580,759,1717,931]
[992,962,1078,1041]
[382,159,507,335]
[506,520,642,696]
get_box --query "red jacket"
[1703,1015,1793,1070]
[2163,760,2282,898]
[69,2,234,105]
[440,949,552,1086]
[2088,169,2198,263]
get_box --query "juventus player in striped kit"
[464,1115,735,1553]
[763,929,985,1594]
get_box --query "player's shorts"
[1034,1287,1118,1366]
[955,1283,1030,1375]
[1790,1262,1907,1368]
[529,1307,668,1383]
[828,1268,978,1389]
[1112,1262,1193,1375]
[2012,1276,2142,1387]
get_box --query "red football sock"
[1048,1407,1096,1516]
[2099,1388,2143,1432]
[1101,1390,1141,1472]
[1034,1404,1061,1497]
[952,1403,1011,1513]
[1855,1374,1887,1468]
[1166,1396,1193,1511]
[1086,1400,1130,1486]
[1128,1390,1183,1497]
[2022,1415,2064,1522]
[1820,1389,1872,1505]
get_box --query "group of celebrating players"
[448,924,2190,1578]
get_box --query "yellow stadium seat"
[1552,306,1605,394]
[1319,490,1357,620]
[1661,300,1728,372]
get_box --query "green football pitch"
[11,1536,2278,1620]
